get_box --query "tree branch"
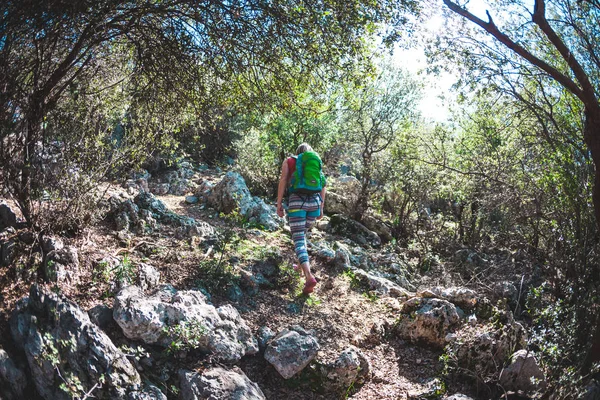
[532,0,598,109]
[443,0,585,102]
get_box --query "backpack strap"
[296,153,304,186]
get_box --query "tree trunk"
[582,108,600,371]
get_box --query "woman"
[276,143,326,295]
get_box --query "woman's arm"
[276,160,289,217]
[318,186,326,219]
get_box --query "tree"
[341,62,420,220]
[440,0,600,372]
[0,0,419,225]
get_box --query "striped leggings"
[288,193,322,265]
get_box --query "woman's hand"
[277,204,285,218]
[317,206,324,220]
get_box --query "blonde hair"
[296,143,313,155]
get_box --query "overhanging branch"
[443,0,585,103]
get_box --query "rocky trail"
[0,164,544,400]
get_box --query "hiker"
[276,143,327,295]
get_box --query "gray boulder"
[88,304,115,331]
[42,237,65,254]
[499,350,546,393]
[207,172,281,231]
[353,269,413,299]
[417,287,478,310]
[256,326,275,352]
[264,326,320,379]
[10,285,141,400]
[113,285,258,361]
[323,346,371,390]
[360,214,393,242]
[328,214,381,247]
[179,367,265,400]
[0,238,16,267]
[324,176,360,216]
[445,320,527,380]
[127,385,167,400]
[395,297,461,348]
[45,245,80,283]
[0,349,27,400]
[137,263,160,291]
[0,201,17,230]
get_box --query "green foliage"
[235,91,340,196]
[195,229,240,294]
[163,320,208,355]
[114,255,136,286]
[1,0,420,228]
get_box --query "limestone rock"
[113,285,258,361]
[207,172,281,231]
[360,214,393,242]
[0,201,17,231]
[324,176,360,215]
[446,395,474,400]
[395,297,461,348]
[0,238,16,267]
[417,286,478,309]
[10,285,140,400]
[499,350,546,393]
[257,326,275,351]
[179,367,265,400]
[127,385,167,400]
[42,237,65,254]
[137,263,160,291]
[88,304,115,331]
[328,214,381,248]
[353,269,413,299]
[0,349,27,400]
[264,326,320,379]
[323,346,371,390]
[45,246,80,284]
[446,321,527,379]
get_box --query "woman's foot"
[302,277,318,295]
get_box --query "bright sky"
[391,1,507,122]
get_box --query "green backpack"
[290,151,326,194]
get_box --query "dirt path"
[0,193,470,399]
[157,194,451,399]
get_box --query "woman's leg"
[288,194,321,293]
[289,209,313,277]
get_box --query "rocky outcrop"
[137,262,160,291]
[324,176,360,216]
[445,317,528,380]
[127,385,167,400]
[353,268,413,299]
[10,285,141,400]
[105,192,217,242]
[45,245,80,284]
[322,346,371,390]
[0,349,27,400]
[499,350,546,393]
[144,163,197,196]
[206,171,281,231]
[328,214,381,248]
[417,287,478,310]
[0,201,17,231]
[395,297,461,348]
[113,285,258,362]
[0,230,16,267]
[179,367,265,400]
[264,326,320,379]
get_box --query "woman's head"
[296,143,313,155]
